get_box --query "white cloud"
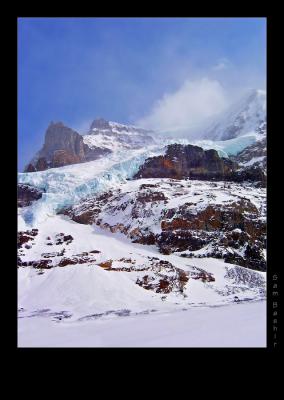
[136,77,228,134]
[213,62,227,71]
[212,58,231,71]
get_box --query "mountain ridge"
[202,89,266,141]
[24,119,157,172]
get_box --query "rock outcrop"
[134,144,236,180]
[24,122,111,172]
[17,228,39,248]
[134,143,265,185]
[17,184,45,207]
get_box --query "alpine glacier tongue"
[18,145,166,226]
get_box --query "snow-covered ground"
[18,214,266,347]
[18,301,266,347]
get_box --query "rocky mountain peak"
[24,121,111,172]
[90,118,111,131]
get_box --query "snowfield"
[18,301,266,347]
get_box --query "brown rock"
[98,260,113,270]
[134,144,237,181]
[18,184,44,207]
[24,121,111,172]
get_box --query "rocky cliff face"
[135,144,236,180]
[24,122,111,172]
[134,143,266,186]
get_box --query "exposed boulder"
[21,259,53,269]
[17,229,39,248]
[18,184,44,207]
[135,260,190,294]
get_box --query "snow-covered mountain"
[83,118,157,152]
[18,90,267,347]
[24,119,157,173]
[203,89,266,141]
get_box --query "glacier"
[18,146,166,226]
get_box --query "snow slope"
[18,214,266,316]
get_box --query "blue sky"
[18,17,266,171]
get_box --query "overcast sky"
[18,17,266,171]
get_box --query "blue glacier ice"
[18,146,166,226]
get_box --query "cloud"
[136,77,228,135]
[212,58,231,71]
